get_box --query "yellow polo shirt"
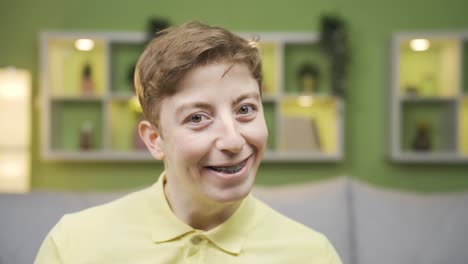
[35,173,342,264]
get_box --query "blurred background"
[1,0,468,192]
[2,1,468,263]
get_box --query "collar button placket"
[186,234,206,261]
[190,235,204,245]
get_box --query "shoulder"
[40,187,157,262]
[249,197,341,262]
[50,186,153,243]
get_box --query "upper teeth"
[210,161,246,174]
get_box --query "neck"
[164,179,242,231]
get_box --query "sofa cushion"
[352,181,468,264]
[253,177,351,264]
[0,191,123,264]
[0,178,351,264]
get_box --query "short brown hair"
[134,21,262,126]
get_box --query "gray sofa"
[1,177,468,264]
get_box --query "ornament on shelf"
[79,121,93,150]
[412,120,432,151]
[404,85,419,97]
[298,63,320,94]
[81,62,95,96]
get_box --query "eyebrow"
[175,102,213,117]
[232,92,261,106]
[175,92,261,117]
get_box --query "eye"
[189,114,204,123]
[184,112,211,130]
[238,105,255,115]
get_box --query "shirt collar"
[204,194,256,255]
[150,172,194,243]
[149,171,257,255]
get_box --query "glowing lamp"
[0,67,31,193]
[410,39,430,51]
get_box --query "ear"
[138,120,165,160]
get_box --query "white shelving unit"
[40,31,344,162]
[390,31,468,163]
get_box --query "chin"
[209,174,255,204]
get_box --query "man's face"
[155,62,268,204]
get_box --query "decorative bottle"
[80,121,93,150]
[81,62,94,96]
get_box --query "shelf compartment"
[284,43,330,95]
[110,42,145,96]
[460,97,468,155]
[399,38,460,98]
[258,42,280,97]
[108,98,145,151]
[41,31,344,162]
[262,102,276,151]
[48,38,106,97]
[401,101,456,153]
[463,41,468,94]
[279,95,337,154]
[51,101,103,151]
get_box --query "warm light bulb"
[0,67,30,99]
[0,160,24,179]
[75,39,95,51]
[410,39,430,51]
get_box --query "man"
[35,21,342,263]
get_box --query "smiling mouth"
[207,158,249,174]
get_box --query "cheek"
[244,118,268,148]
[169,131,214,162]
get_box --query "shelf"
[391,32,468,163]
[47,38,107,97]
[41,31,344,162]
[399,38,460,98]
[43,150,154,161]
[51,101,103,151]
[279,95,339,154]
[108,100,145,152]
[391,152,468,163]
[400,96,457,103]
[401,100,456,153]
[259,42,280,97]
[262,102,276,151]
[460,97,468,155]
[263,151,341,162]
[110,93,137,101]
[284,42,330,95]
[50,95,103,102]
[261,94,277,103]
[110,42,145,94]
[463,41,468,94]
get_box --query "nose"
[215,116,246,153]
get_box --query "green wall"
[1,0,468,192]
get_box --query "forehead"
[172,62,259,101]
[155,63,259,121]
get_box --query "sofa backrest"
[0,177,351,264]
[351,180,468,264]
[0,191,123,264]
[6,177,468,264]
